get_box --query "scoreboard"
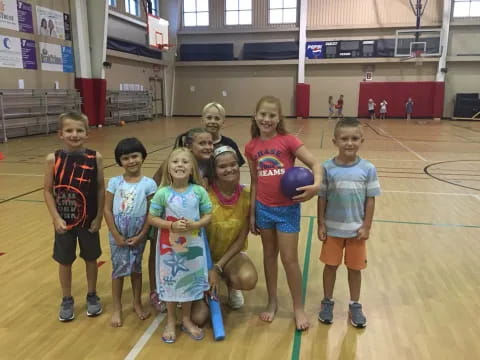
[305,39,396,59]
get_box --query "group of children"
[328,95,344,119]
[43,95,380,342]
[366,97,415,121]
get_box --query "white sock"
[349,300,359,305]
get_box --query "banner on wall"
[63,13,71,40]
[36,5,65,39]
[40,42,73,72]
[306,42,325,59]
[0,0,33,33]
[17,1,33,33]
[0,35,36,69]
[61,45,73,72]
[0,0,19,31]
[40,42,62,71]
[21,38,36,69]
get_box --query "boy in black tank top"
[44,111,105,322]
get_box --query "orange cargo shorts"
[320,236,367,270]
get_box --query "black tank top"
[54,148,98,229]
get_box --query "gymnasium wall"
[104,54,159,91]
[307,63,437,117]
[106,2,167,95]
[174,64,297,116]
[307,0,442,29]
[444,62,480,118]
[0,0,74,90]
[443,20,480,117]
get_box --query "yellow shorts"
[320,236,367,270]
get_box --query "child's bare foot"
[162,321,176,343]
[181,319,204,340]
[133,303,151,320]
[111,308,123,327]
[259,302,278,323]
[294,309,310,331]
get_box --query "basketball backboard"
[394,28,441,58]
[147,14,169,50]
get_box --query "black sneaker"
[59,296,75,322]
[86,292,102,317]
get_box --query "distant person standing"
[336,95,344,119]
[405,98,414,121]
[379,100,388,120]
[367,99,376,120]
[328,96,334,119]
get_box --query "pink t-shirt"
[245,134,303,207]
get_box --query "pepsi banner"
[305,41,325,59]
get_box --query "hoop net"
[413,50,423,66]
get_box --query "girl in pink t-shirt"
[245,95,321,331]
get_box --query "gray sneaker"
[59,296,75,322]
[86,292,102,317]
[349,302,367,328]
[318,298,334,324]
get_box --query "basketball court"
[0,115,479,359]
[1,0,480,359]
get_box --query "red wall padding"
[75,78,107,126]
[296,83,310,118]
[358,81,444,118]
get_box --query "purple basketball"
[280,167,314,199]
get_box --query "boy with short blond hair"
[44,111,105,321]
[317,117,380,328]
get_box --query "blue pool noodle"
[202,229,226,341]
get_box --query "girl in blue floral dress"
[104,137,157,328]
[149,147,212,343]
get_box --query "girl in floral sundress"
[148,147,212,343]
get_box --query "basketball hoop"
[155,43,175,51]
[413,50,423,66]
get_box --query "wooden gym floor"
[0,116,479,360]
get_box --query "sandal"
[150,291,166,313]
[181,324,204,341]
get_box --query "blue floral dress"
[149,184,212,302]
[107,176,157,278]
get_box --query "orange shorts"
[320,236,367,270]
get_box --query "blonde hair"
[159,147,202,187]
[250,95,287,138]
[202,102,226,119]
[58,111,88,130]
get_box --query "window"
[226,0,252,25]
[183,0,209,26]
[269,0,297,24]
[453,0,480,17]
[109,0,117,7]
[151,0,159,16]
[125,0,140,16]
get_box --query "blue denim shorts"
[255,201,300,233]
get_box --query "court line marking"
[367,158,426,162]
[0,173,44,177]
[382,190,479,197]
[124,313,166,360]
[291,217,314,360]
[375,127,428,161]
[300,215,480,228]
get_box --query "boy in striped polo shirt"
[317,117,380,328]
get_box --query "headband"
[213,145,236,159]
